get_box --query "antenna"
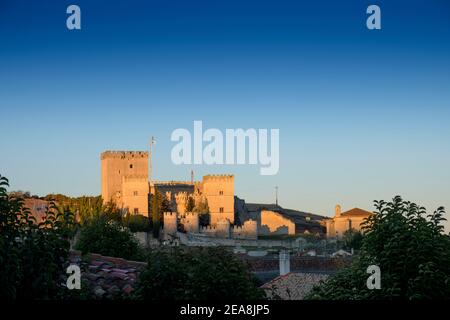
[275,186,279,207]
[149,136,156,193]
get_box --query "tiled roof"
[261,272,329,300]
[69,250,146,299]
[340,208,372,217]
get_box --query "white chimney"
[279,250,290,276]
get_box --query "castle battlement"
[203,174,234,182]
[175,191,188,199]
[101,151,148,160]
[184,211,198,218]
[153,180,196,186]
[164,211,177,217]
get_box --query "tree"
[306,196,450,300]
[343,228,363,251]
[76,214,144,261]
[185,196,195,212]
[0,174,75,299]
[133,247,264,300]
[151,189,163,239]
[194,198,210,226]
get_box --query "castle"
[101,150,369,240]
[101,150,257,239]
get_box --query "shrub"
[123,214,151,233]
[306,196,450,300]
[133,247,265,300]
[76,215,144,261]
[0,175,74,299]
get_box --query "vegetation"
[76,214,144,261]
[133,247,264,300]
[186,196,195,212]
[306,196,450,300]
[0,175,75,299]
[342,228,364,251]
[122,213,151,232]
[151,189,163,238]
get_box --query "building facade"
[325,205,372,238]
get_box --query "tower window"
[219,207,224,213]
[219,191,224,195]
[133,208,139,214]
[133,191,138,196]
[130,164,133,169]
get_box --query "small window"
[130,164,133,169]
[219,207,224,213]
[219,191,224,195]
[133,191,138,196]
[133,208,139,214]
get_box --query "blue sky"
[1,0,450,231]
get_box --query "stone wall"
[259,210,296,236]
[163,212,177,235]
[231,220,258,240]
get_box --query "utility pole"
[149,136,156,193]
[275,186,279,207]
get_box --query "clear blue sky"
[1,0,449,231]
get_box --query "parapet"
[101,151,149,160]
[163,211,177,217]
[202,174,234,182]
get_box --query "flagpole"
[149,136,155,194]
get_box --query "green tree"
[0,175,75,299]
[151,189,163,239]
[185,196,195,212]
[306,196,450,300]
[194,198,210,226]
[343,228,364,251]
[123,213,151,232]
[133,247,264,300]
[76,215,143,261]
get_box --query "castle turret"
[163,212,178,235]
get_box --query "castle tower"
[184,212,199,233]
[163,212,178,235]
[202,175,235,225]
[101,151,149,215]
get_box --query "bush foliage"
[0,175,75,299]
[133,247,265,300]
[76,214,144,261]
[306,196,450,300]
